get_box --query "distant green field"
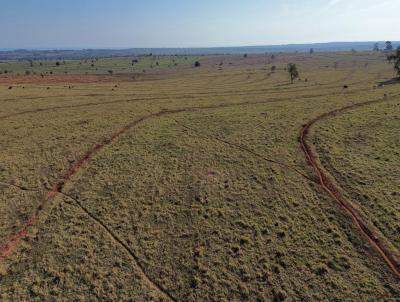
[0,55,198,75]
[0,52,399,301]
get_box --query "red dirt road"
[1,95,399,288]
[0,109,184,262]
[299,96,400,278]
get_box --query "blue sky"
[1,0,399,48]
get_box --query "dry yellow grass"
[0,52,399,301]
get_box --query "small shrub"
[287,63,299,84]
[277,230,286,238]
[231,244,240,254]
[239,236,251,245]
[273,289,287,301]
[315,264,328,275]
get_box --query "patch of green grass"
[0,55,198,76]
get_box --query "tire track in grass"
[56,191,177,302]
[0,102,269,298]
[299,95,400,279]
[0,98,320,299]
[0,181,38,192]
[172,118,317,183]
[0,99,302,261]
[0,109,185,301]
[1,92,398,296]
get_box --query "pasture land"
[0,52,399,301]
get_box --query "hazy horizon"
[1,0,399,49]
[1,40,399,52]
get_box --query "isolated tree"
[387,47,400,77]
[287,63,299,84]
[309,48,314,54]
[385,41,393,52]
[373,43,380,51]
[194,61,201,67]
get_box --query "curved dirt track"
[0,97,316,262]
[299,95,400,278]
[0,100,314,300]
[0,109,187,301]
[1,90,399,300]
[172,118,316,183]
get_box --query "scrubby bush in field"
[387,48,400,77]
[385,41,393,51]
[287,63,299,83]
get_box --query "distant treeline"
[1,41,399,60]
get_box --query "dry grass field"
[0,52,399,301]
